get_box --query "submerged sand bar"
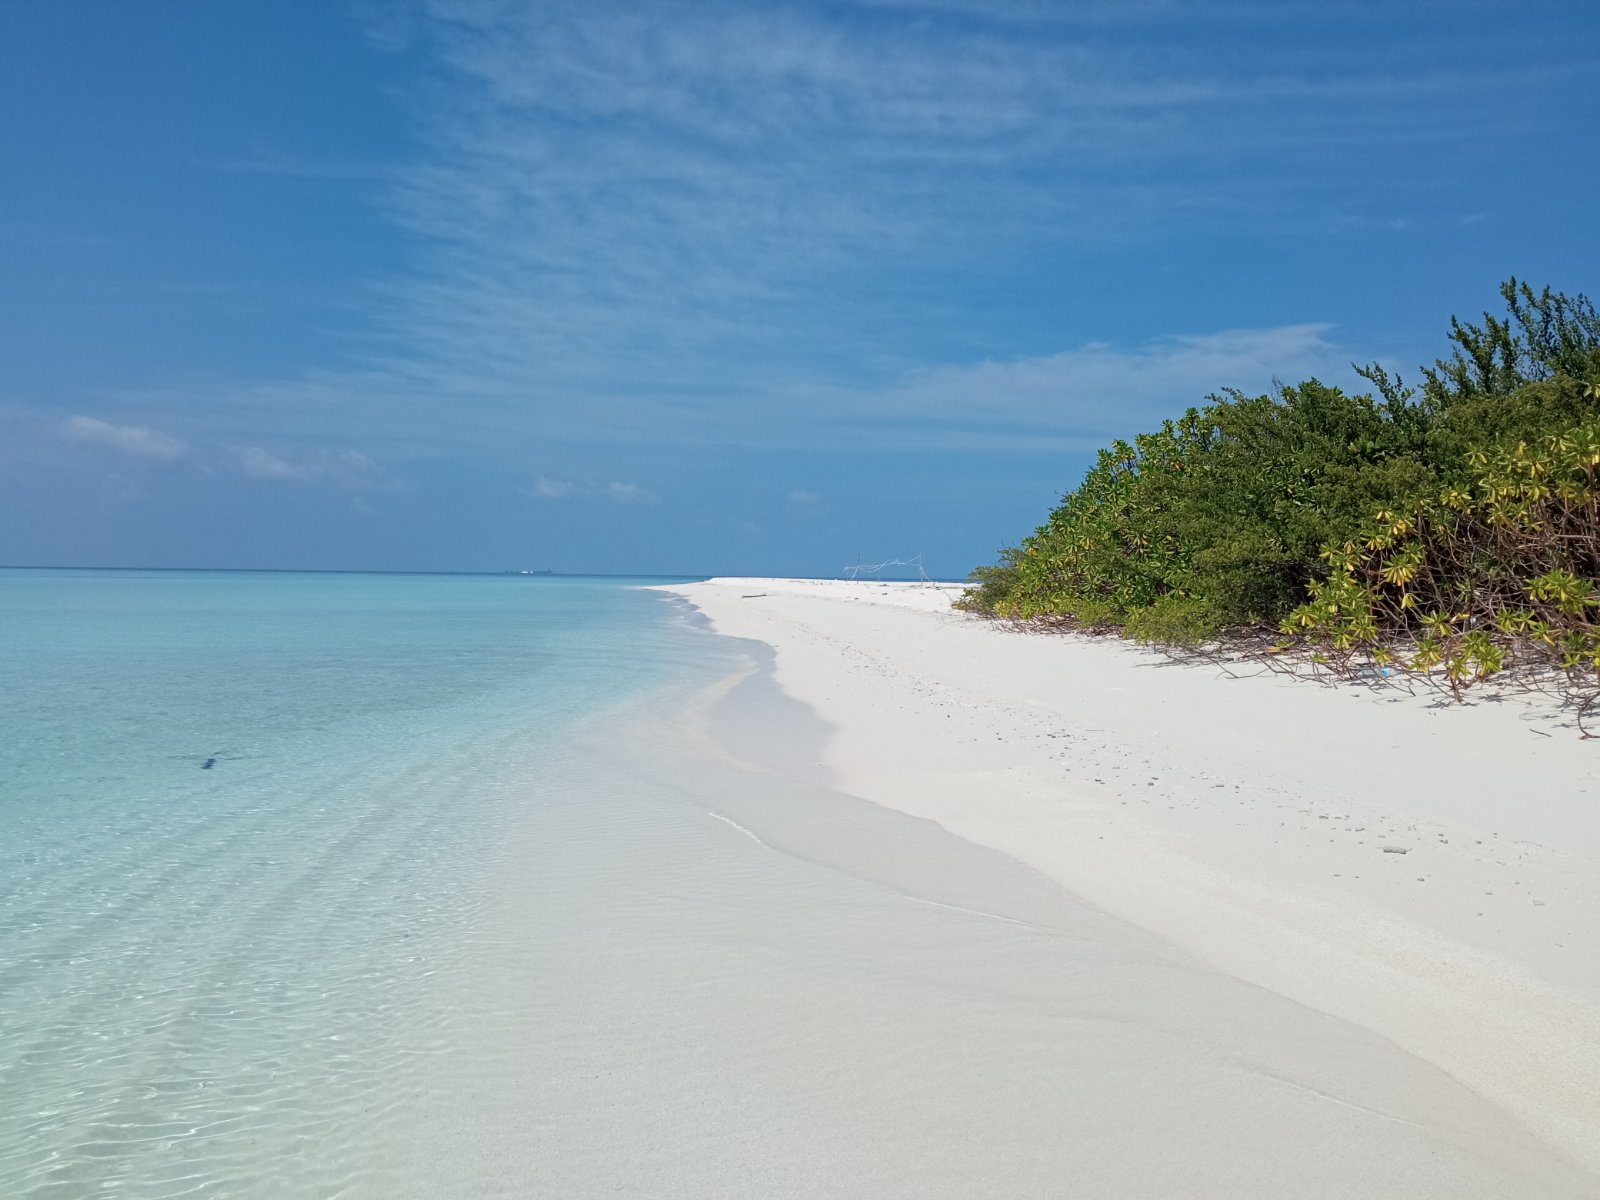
[655,577,1600,1186]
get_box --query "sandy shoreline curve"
[655,576,1600,1177]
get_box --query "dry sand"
[655,577,1600,1185]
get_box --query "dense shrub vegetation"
[960,281,1600,717]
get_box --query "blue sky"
[2,0,1596,576]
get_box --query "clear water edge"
[0,568,715,1198]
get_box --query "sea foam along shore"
[655,577,1600,1177]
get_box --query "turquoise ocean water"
[0,568,707,1198]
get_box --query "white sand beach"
[356,577,1600,1197]
[650,577,1600,1186]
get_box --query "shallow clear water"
[0,568,704,1198]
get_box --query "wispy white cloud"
[529,476,574,499]
[524,476,657,504]
[62,415,187,462]
[744,322,1360,452]
[604,481,649,504]
[91,2,1581,468]
[120,318,1359,460]
[291,1,1548,456]
[236,446,392,489]
[859,324,1348,428]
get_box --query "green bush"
[1124,594,1227,647]
[1283,416,1600,716]
[954,550,1022,616]
[962,380,1432,640]
[962,281,1600,660]
[1363,280,1600,469]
